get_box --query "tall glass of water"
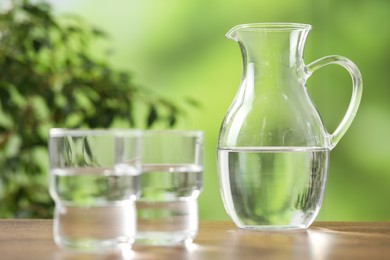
[48,129,141,250]
[136,130,203,246]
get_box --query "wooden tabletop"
[0,220,389,259]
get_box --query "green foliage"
[0,0,183,217]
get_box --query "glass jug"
[217,23,362,230]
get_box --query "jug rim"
[226,23,311,37]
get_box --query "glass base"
[232,211,316,231]
[53,202,136,251]
[55,236,133,251]
[135,231,195,246]
[237,225,308,231]
[135,200,198,246]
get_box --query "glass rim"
[227,22,311,35]
[49,128,142,137]
[142,129,204,137]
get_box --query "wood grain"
[0,220,389,259]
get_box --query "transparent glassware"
[135,130,204,246]
[217,23,362,230]
[48,129,142,250]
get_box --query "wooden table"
[0,220,389,259]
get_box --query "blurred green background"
[50,0,389,221]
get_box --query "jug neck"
[227,23,311,82]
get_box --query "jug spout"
[225,26,239,41]
[226,23,312,75]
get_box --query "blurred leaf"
[83,137,93,165]
[168,108,177,127]
[185,97,202,108]
[147,105,158,128]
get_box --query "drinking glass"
[135,130,203,246]
[48,129,142,250]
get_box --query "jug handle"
[305,55,363,150]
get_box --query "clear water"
[50,168,139,250]
[136,164,202,245]
[54,201,135,250]
[136,200,198,246]
[139,164,202,201]
[218,147,328,229]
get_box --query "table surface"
[0,220,389,260]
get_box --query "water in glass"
[136,164,202,245]
[50,167,139,250]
